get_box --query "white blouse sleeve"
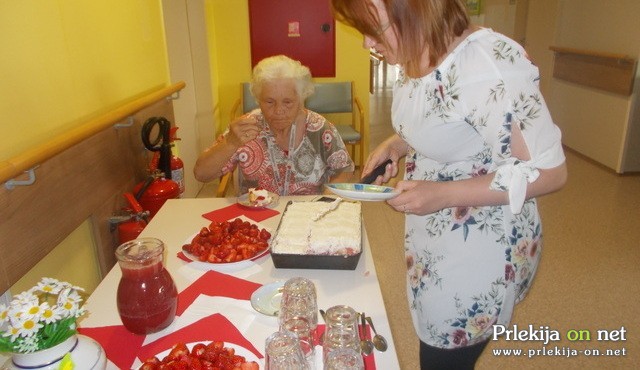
[459,37,565,213]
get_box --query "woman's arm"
[193,138,240,183]
[388,162,566,215]
[388,124,567,215]
[193,114,261,182]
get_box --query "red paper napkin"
[176,270,262,315]
[202,204,280,223]
[136,313,263,363]
[78,325,146,369]
[316,324,377,370]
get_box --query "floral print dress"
[392,29,565,349]
[221,110,354,195]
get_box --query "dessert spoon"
[319,309,327,344]
[366,316,388,352]
[360,312,374,355]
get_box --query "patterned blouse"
[220,109,354,195]
[392,28,565,349]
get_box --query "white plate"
[139,341,259,368]
[325,183,399,201]
[250,281,285,316]
[237,191,279,209]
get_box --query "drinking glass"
[324,347,364,370]
[322,305,360,361]
[265,330,309,370]
[278,277,318,331]
[281,316,315,363]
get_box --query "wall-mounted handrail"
[549,46,637,96]
[549,46,635,64]
[0,81,186,185]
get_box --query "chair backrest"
[306,82,354,114]
[241,83,259,113]
[238,81,354,115]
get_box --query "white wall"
[526,0,640,172]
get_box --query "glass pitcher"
[115,237,178,335]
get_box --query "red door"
[248,0,336,77]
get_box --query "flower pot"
[4,334,107,370]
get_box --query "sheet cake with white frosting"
[272,200,361,255]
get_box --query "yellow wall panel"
[10,220,102,296]
[0,0,169,161]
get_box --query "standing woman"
[331,0,567,369]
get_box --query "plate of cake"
[325,183,399,201]
[270,200,362,270]
[237,187,279,209]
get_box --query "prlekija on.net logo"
[492,324,627,345]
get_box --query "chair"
[305,82,365,169]
[219,81,365,196]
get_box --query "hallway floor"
[197,64,640,369]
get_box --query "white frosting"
[272,201,362,255]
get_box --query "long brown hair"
[331,0,470,77]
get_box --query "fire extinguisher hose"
[134,175,155,201]
[141,117,173,180]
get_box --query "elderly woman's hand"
[227,114,261,147]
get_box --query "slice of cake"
[248,187,272,207]
[272,200,361,255]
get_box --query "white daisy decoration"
[0,277,87,354]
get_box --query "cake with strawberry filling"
[248,187,272,207]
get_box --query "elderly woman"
[194,55,354,195]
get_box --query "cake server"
[360,159,392,184]
[312,197,342,221]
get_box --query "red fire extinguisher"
[133,172,180,219]
[150,126,185,197]
[135,117,181,218]
[110,193,150,244]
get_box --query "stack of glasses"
[266,277,317,370]
[265,277,364,370]
[322,305,364,370]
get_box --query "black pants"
[420,340,490,370]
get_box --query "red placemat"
[202,204,280,223]
[136,313,263,362]
[80,270,263,368]
[176,270,262,315]
[78,325,145,369]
